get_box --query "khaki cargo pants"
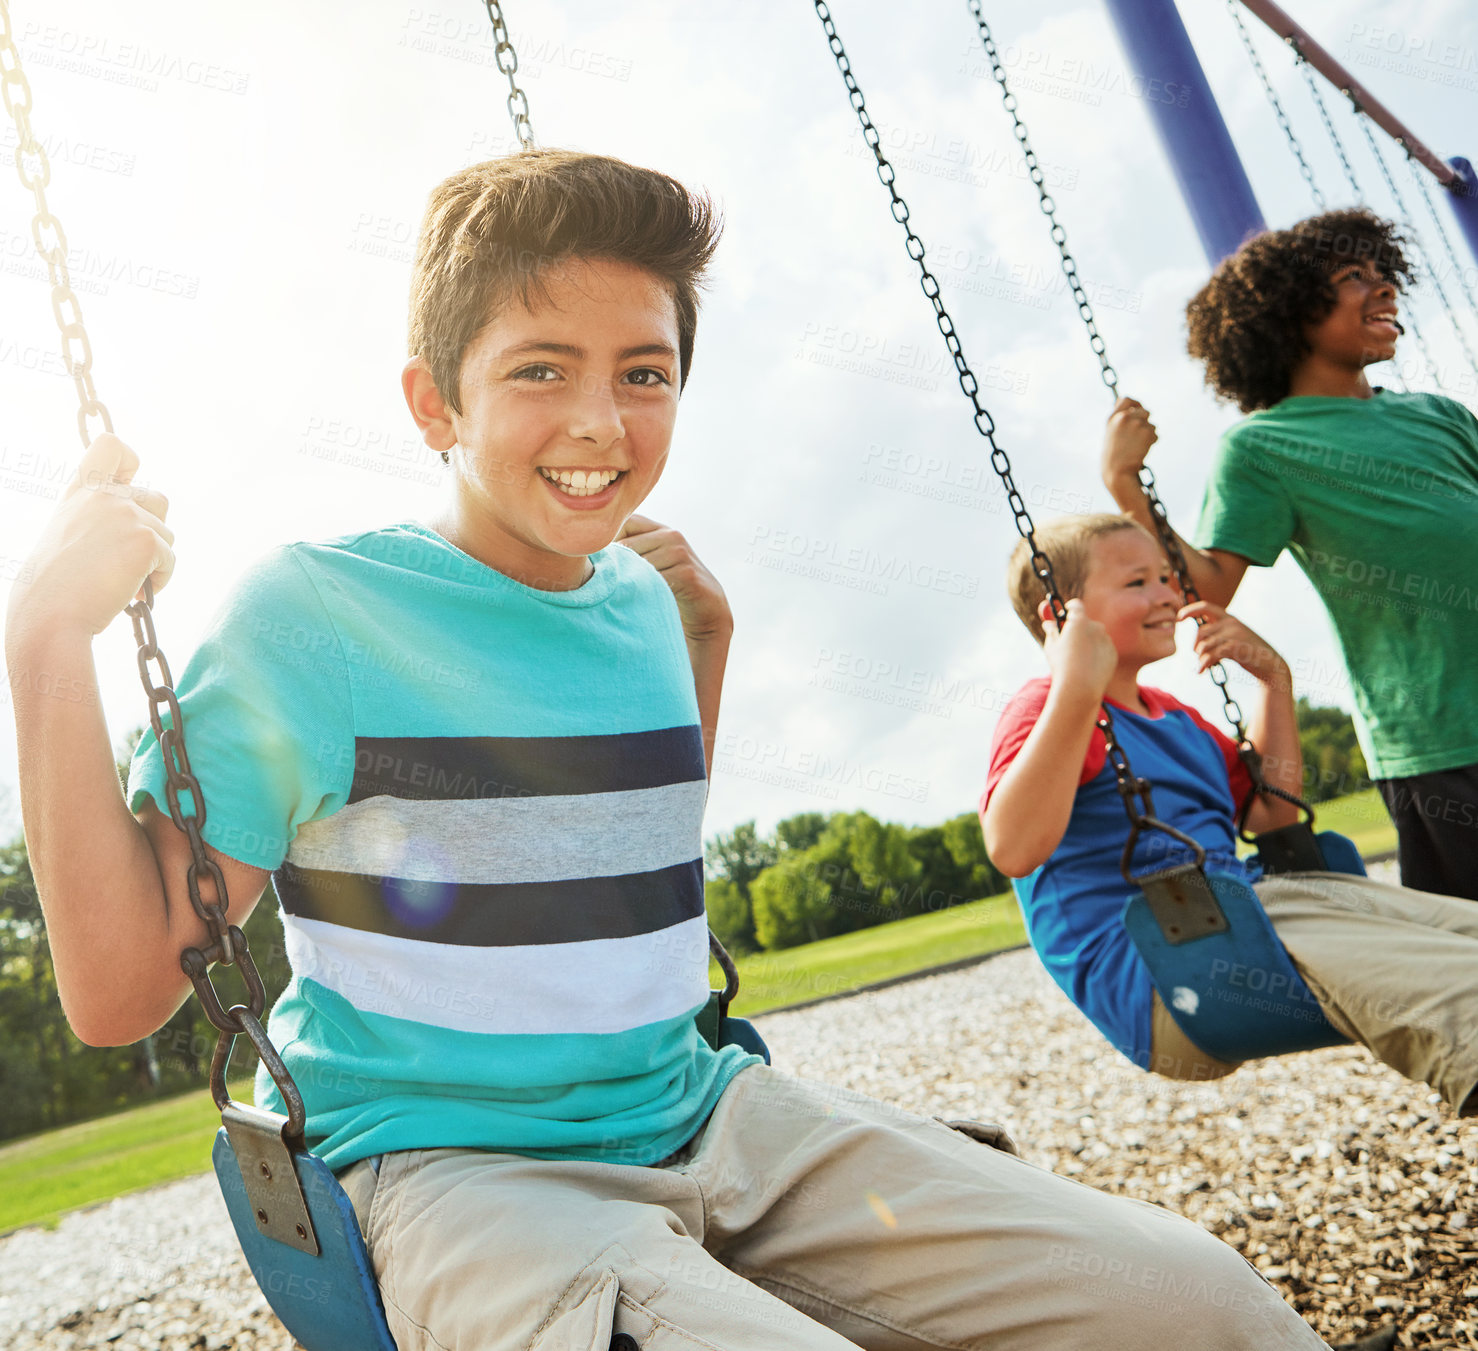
[340,1065,1326,1349]
[1150,871,1478,1115]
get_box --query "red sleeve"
[980,676,1107,815]
[1145,688,1254,805]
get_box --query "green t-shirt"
[1196,389,1478,779]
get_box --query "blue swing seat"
[213,1128,397,1351]
[215,1013,769,1351]
[1122,830,1366,1065]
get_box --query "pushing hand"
[1178,600,1289,686]
[1101,396,1158,486]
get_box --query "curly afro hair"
[1185,208,1415,413]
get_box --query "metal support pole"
[1101,0,1266,264]
[1445,158,1478,280]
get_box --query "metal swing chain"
[963,1,1268,782]
[483,0,535,150]
[964,1,1118,398]
[0,0,301,1126]
[1291,45,1362,199]
[812,1,1205,870]
[0,0,111,449]
[1404,152,1478,324]
[1225,0,1325,210]
[1351,105,1477,386]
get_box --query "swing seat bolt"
[296,1223,308,1240]
[256,1208,269,1224]
[259,1162,271,1179]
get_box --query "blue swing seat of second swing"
[213,1015,769,1351]
[1122,831,1365,1065]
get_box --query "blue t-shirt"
[983,679,1256,1066]
[130,523,756,1170]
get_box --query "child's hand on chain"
[619,514,733,649]
[1041,598,1117,704]
[1179,600,1290,688]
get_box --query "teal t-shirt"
[1196,390,1478,779]
[129,523,756,1171]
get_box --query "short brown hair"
[1007,513,1155,643]
[1186,208,1413,413]
[408,149,722,413]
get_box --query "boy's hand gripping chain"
[1,0,308,1154]
[813,2,1208,885]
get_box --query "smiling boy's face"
[407,256,682,590]
[1077,528,1181,669]
[1303,257,1402,370]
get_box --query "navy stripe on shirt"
[275,859,704,947]
[346,726,706,804]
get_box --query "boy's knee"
[1065,1223,1311,1344]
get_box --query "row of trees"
[704,810,1005,953]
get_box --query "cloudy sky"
[2,0,1475,844]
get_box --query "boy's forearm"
[686,629,731,775]
[983,686,1101,876]
[7,625,189,1044]
[1242,666,1303,831]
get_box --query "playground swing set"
[4,0,1477,1347]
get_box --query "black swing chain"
[123,589,306,1122]
[812,1,1178,854]
[964,1,1119,398]
[1224,0,1326,211]
[965,1,1315,831]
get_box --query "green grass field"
[719,892,1024,1017]
[0,1080,252,1234]
[1309,787,1396,858]
[0,786,1393,1234]
[1233,787,1396,860]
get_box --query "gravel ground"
[4,868,1474,1350]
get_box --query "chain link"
[964,0,1118,396]
[0,0,277,1085]
[1404,151,1478,326]
[0,0,111,448]
[964,1,1255,752]
[483,0,535,150]
[1226,0,1324,210]
[1292,45,1361,199]
[1351,106,1474,388]
[813,1,1169,836]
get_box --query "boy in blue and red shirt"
[982,512,1478,1106]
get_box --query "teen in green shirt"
[1102,208,1478,899]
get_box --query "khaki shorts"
[1150,871,1478,1114]
[340,1066,1325,1350]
